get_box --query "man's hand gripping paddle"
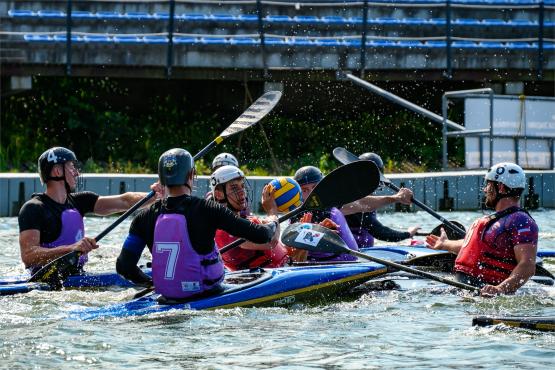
[29,91,283,289]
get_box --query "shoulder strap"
[481,207,528,241]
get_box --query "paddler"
[345,153,421,247]
[285,165,413,261]
[426,162,538,296]
[211,165,289,270]
[18,147,159,274]
[116,148,279,298]
[206,152,250,217]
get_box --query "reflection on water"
[1,211,554,369]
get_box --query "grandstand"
[1,0,553,83]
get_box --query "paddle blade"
[220,91,282,138]
[28,251,81,288]
[430,220,466,240]
[281,223,350,255]
[333,147,390,184]
[332,147,359,164]
[304,160,380,212]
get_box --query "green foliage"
[1,77,449,174]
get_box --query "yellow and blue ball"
[269,177,303,212]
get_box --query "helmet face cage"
[210,166,250,210]
[226,177,252,211]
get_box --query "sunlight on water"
[1,210,554,368]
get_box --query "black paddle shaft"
[332,147,466,239]
[349,250,479,293]
[383,181,466,239]
[29,91,283,285]
[282,222,479,293]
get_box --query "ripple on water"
[0,213,554,369]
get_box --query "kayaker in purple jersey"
[345,153,420,248]
[18,147,159,274]
[288,165,414,261]
[116,148,279,298]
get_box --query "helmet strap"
[45,164,71,192]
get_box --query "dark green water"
[1,211,554,369]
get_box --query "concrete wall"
[1,170,553,217]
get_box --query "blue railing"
[5,0,552,78]
[9,10,554,27]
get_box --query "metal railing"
[442,91,555,170]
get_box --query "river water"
[1,210,554,369]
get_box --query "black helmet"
[359,152,384,174]
[294,166,323,186]
[38,147,78,183]
[158,148,194,186]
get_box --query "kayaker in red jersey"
[426,162,538,296]
[205,152,251,218]
[18,147,159,274]
[212,165,289,270]
[205,152,240,201]
[116,149,279,296]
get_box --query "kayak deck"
[71,263,388,320]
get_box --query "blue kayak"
[70,263,388,320]
[0,269,152,296]
[2,245,553,296]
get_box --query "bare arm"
[19,229,97,268]
[93,182,162,216]
[241,215,280,251]
[481,243,537,296]
[340,188,413,216]
[93,192,149,216]
[425,229,464,255]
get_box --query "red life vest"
[215,216,289,271]
[454,208,528,285]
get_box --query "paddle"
[218,160,381,255]
[414,221,467,239]
[282,222,481,293]
[332,147,467,239]
[28,91,283,288]
[332,149,554,282]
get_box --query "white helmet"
[212,153,239,170]
[485,162,526,189]
[210,165,245,193]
